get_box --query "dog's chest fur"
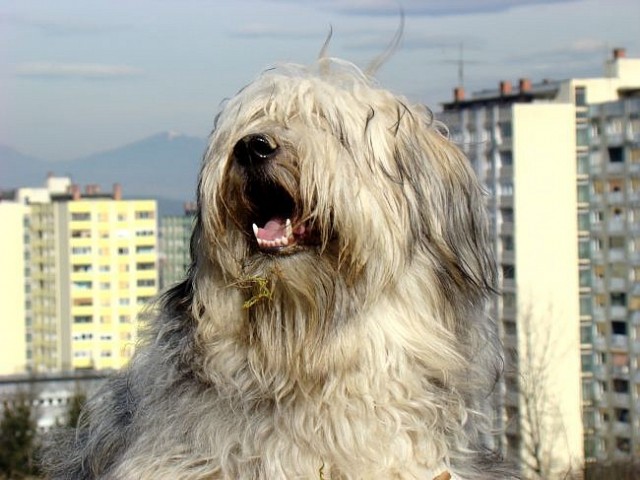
[109,325,458,480]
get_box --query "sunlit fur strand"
[43,57,516,479]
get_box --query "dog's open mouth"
[245,182,316,254]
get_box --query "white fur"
[45,58,515,480]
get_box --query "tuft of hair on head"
[365,8,405,76]
[317,10,404,78]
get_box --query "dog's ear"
[432,131,497,301]
[397,123,497,304]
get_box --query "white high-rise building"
[438,48,640,477]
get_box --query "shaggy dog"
[46,55,514,479]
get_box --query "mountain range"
[0,132,207,215]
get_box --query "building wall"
[584,96,640,460]
[64,199,158,371]
[159,213,194,290]
[512,103,584,475]
[0,203,28,374]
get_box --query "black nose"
[233,134,279,167]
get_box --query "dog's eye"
[234,134,279,167]
[249,135,278,159]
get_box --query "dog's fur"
[45,57,514,479]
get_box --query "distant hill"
[0,132,207,216]
[0,145,51,190]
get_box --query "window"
[136,279,155,287]
[608,147,624,163]
[137,296,153,305]
[73,315,92,324]
[135,211,155,220]
[575,86,587,106]
[611,321,627,335]
[502,292,516,309]
[500,151,513,166]
[136,262,155,271]
[136,246,154,254]
[118,247,129,255]
[611,292,627,307]
[612,379,629,393]
[502,264,515,280]
[71,229,91,238]
[609,236,625,249]
[579,296,592,316]
[501,208,514,223]
[616,437,631,453]
[71,212,91,221]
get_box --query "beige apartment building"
[0,202,28,375]
[0,176,158,373]
[439,48,640,477]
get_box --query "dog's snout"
[233,134,279,167]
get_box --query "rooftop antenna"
[458,41,464,87]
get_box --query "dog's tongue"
[256,218,286,241]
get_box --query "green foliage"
[0,394,40,479]
[235,275,273,309]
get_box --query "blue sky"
[1,0,639,161]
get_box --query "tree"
[0,392,40,479]
[584,459,640,479]
[516,303,581,480]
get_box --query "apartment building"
[159,202,196,290]
[1,176,158,373]
[0,202,28,374]
[582,92,640,462]
[438,48,640,476]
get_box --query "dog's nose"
[233,134,279,167]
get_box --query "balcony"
[609,278,626,290]
[610,334,629,351]
[606,162,625,174]
[610,305,628,319]
[609,249,626,262]
[608,192,624,204]
[611,392,631,407]
[607,219,625,233]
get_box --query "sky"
[1,0,639,162]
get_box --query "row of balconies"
[591,190,640,205]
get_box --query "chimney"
[113,183,122,201]
[453,86,465,102]
[499,80,512,96]
[519,78,532,93]
[71,184,81,201]
[183,202,197,215]
[613,48,626,60]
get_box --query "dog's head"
[170,58,498,384]
[194,59,494,305]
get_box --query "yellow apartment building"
[1,176,158,373]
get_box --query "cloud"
[230,23,324,40]
[505,38,610,65]
[268,0,580,17]
[15,62,144,80]
[1,12,131,36]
